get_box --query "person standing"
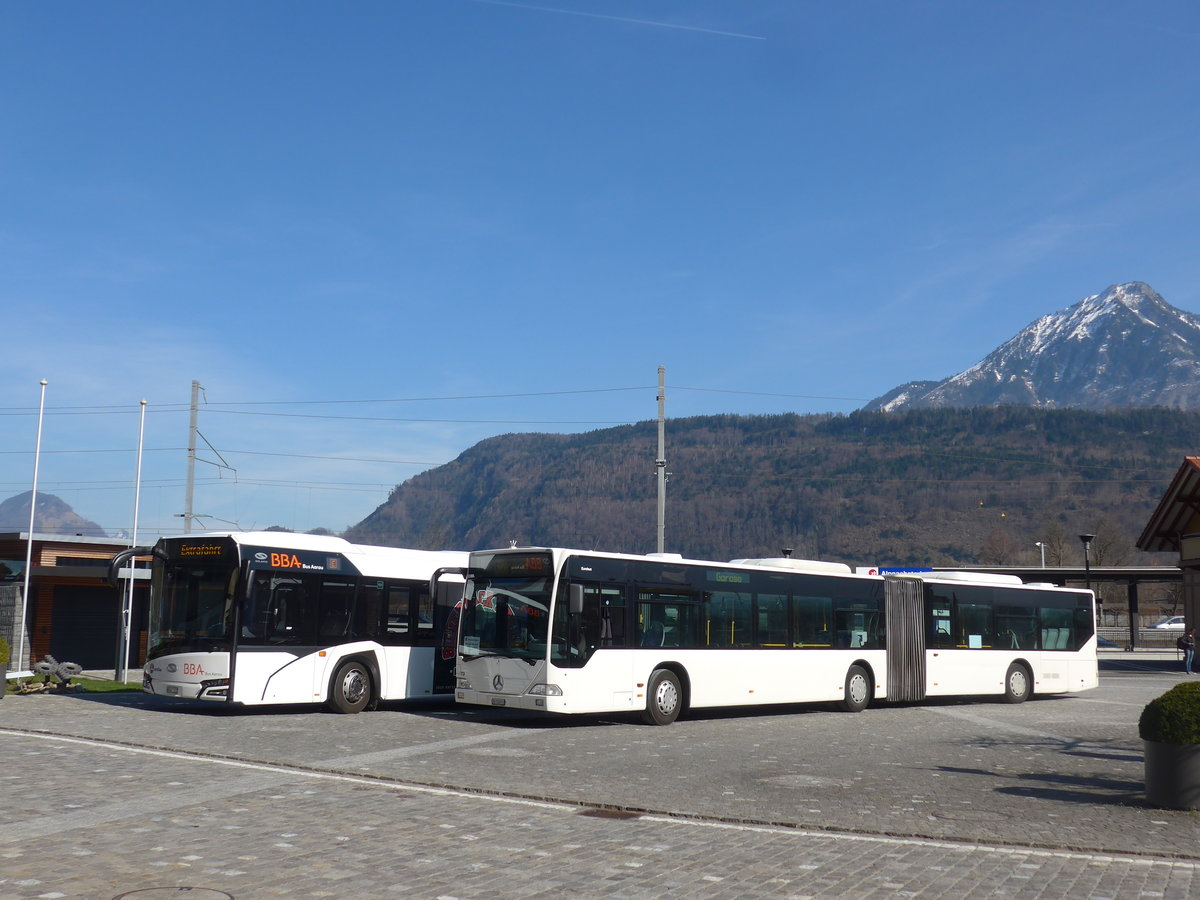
[1179,627,1197,674]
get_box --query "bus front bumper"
[455,687,555,712]
[144,674,231,701]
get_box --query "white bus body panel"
[925,648,1099,698]
[236,650,325,704]
[925,650,1004,697]
[247,644,446,705]
[458,648,890,715]
[147,644,450,706]
[378,646,443,699]
[460,642,1095,714]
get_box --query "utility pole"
[118,398,147,684]
[656,366,667,554]
[15,378,47,676]
[183,380,200,534]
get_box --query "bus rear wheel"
[841,665,871,712]
[329,660,372,714]
[1004,663,1031,704]
[642,669,682,725]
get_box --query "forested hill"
[344,407,1195,568]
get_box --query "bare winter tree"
[1036,520,1069,566]
[1088,516,1130,567]
[980,528,1021,565]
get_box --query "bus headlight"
[527,683,563,696]
[199,677,230,698]
[457,677,473,690]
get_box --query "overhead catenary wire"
[0,382,870,416]
[205,409,635,424]
[0,384,658,414]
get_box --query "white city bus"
[444,547,1099,725]
[110,533,467,712]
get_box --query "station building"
[0,533,149,672]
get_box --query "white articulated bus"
[443,547,1099,725]
[110,533,467,712]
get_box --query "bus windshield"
[147,561,238,659]
[460,552,553,662]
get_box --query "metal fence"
[1098,626,1185,649]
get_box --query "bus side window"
[242,573,313,644]
[834,609,880,649]
[355,582,385,641]
[242,572,270,640]
[317,579,355,639]
[413,588,436,645]
[266,577,314,644]
[757,593,789,647]
[1072,604,1094,651]
[552,582,625,668]
[793,595,833,647]
[957,601,995,649]
[706,591,752,647]
[637,592,699,648]
[995,604,1038,650]
[1040,606,1073,650]
[385,586,412,643]
[928,597,955,649]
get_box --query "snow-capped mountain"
[864,282,1200,411]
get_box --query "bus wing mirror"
[107,546,153,588]
[429,567,470,602]
[569,583,584,616]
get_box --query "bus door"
[884,576,927,701]
[432,578,463,695]
[551,581,631,707]
[923,589,961,696]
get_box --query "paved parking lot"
[2,655,1198,898]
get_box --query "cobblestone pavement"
[2,657,1198,899]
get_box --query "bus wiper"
[460,649,512,660]
[461,649,540,665]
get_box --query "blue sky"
[2,0,1198,540]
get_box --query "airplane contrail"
[468,0,767,41]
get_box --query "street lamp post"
[1079,533,1096,620]
[1034,541,1046,568]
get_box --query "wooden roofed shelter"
[1137,456,1200,630]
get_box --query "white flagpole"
[15,379,47,677]
[120,399,148,683]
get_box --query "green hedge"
[1139,681,1200,744]
[0,636,9,667]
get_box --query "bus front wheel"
[329,660,372,714]
[642,669,682,725]
[1003,663,1031,704]
[841,665,871,712]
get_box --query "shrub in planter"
[1140,681,1200,809]
[1140,682,1200,744]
